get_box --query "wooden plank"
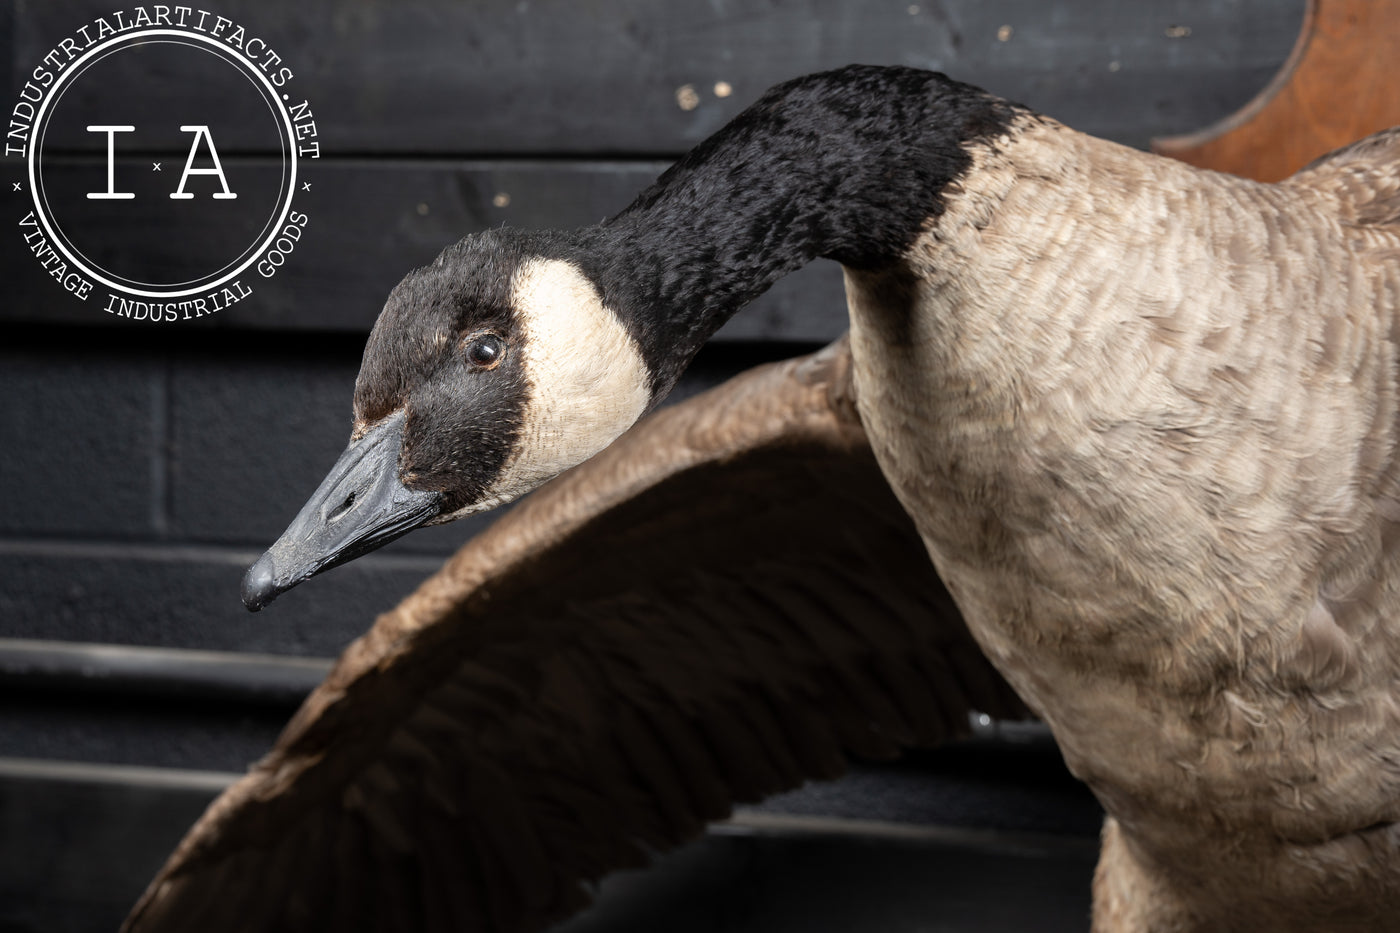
[11,0,1303,155]
[0,541,441,656]
[0,638,330,705]
[2,157,851,339]
[0,693,289,771]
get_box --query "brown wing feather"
[122,337,1027,933]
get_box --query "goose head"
[241,66,1018,610]
[241,229,654,610]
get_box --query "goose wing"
[122,337,1027,933]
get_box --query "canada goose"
[128,65,1400,931]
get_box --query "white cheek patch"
[481,257,651,506]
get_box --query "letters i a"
[85,124,237,200]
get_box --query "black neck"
[575,66,1018,396]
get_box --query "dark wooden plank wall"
[4,0,1301,332]
[0,2,1306,930]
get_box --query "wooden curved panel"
[1152,0,1400,181]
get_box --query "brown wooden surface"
[1153,0,1400,181]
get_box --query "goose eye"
[463,334,504,369]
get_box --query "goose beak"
[241,410,442,611]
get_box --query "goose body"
[139,67,1400,931]
[846,115,1400,928]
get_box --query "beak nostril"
[249,410,439,610]
[328,491,357,522]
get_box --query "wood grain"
[1153,0,1400,181]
